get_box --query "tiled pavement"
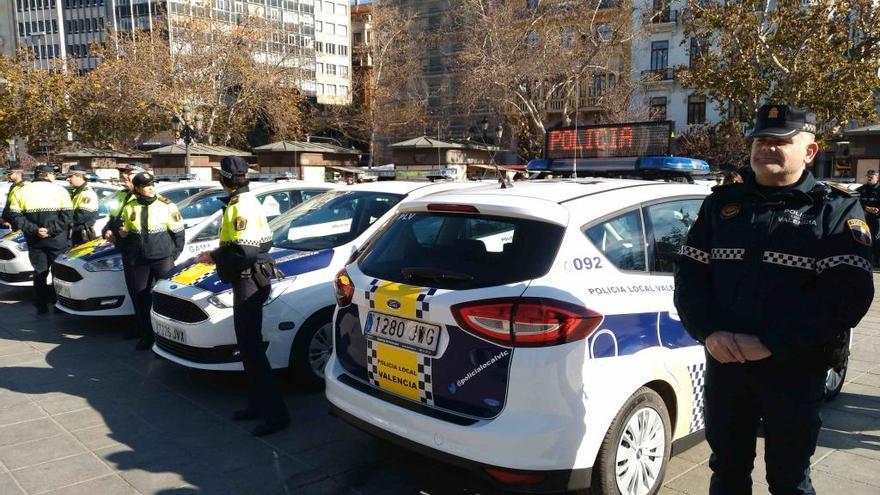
[0,281,878,495]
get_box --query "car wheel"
[594,387,672,495]
[289,307,335,389]
[824,359,848,402]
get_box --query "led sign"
[545,121,673,159]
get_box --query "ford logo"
[387,299,401,310]
[169,285,178,290]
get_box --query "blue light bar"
[526,159,549,171]
[636,156,711,174]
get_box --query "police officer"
[118,172,184,350]
[6,165,73,314]
[197,156,290,437]
[856,169,880,267]
[66,165,99,246]
[2,164,26,228]
[674,105,875,494]
[103,163,145,243]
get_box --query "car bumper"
[324,354,594,491]
[52,261,133,316]
[0,252,34,286]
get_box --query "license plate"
[54,282,70,299]
[154,321,187,344]
[365,312,440,355]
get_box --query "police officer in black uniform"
[118,172,185,350]
[674,105,875,494]
[856,169,880,267]
[7,165,73,313]
[197,156,290,436]
[2,164,26,229]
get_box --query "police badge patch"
[129,211,136,221]
[720,203,741,219]
[81,196,91,204]
[171,211,182,222]
[847,219,872,246]
[234,217,247,231]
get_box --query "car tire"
[824,358,848,402]
[593,387,672,495]
[288,306,335,389]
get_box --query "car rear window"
[358,212,565,290]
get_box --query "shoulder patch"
[234,216,247,231]
[229,195,240,205]
[171,211,182,222]
[80,195,91,204]
[129,210,136,222]
[720,203,741,219]
[159,196,172,204]
[847,219,873,246]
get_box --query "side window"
[260,192,291,219]
[191,217,221,243]
[161,189,190,204]
[584,209,646,271]
[645,199,702,273]
[300,189,326,203]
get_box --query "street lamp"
[171,105,203,177]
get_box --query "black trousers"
[705,353,826,495]
[123,257,174,339]
[232,276,289,424]
[28,245,67,309]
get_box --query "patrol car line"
[325,179,713,494]
[52,182,335,317]
[149,181,487,387]
[0,183,121,287]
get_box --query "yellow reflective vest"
[119,195,185,262]
[7,180,73,249]
[213,188,273,282]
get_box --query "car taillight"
[483,467,547,485]
[334,268,354,307]
[451,297,603,347]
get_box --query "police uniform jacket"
[674,170,875,362]
[856,182,880,237]
[2,181,25,224]
[212,187,273,283]
[70,184,99,237]
[6,179,73,250]
[102,189,135,238]
[118,195,185,263]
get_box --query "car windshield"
[269,190,403,251]
[176,189,225,220]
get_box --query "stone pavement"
[0,281,877,495]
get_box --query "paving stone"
[117,458,230,495]
[0,472,24,495]
[11,452,112,494]
[820,408,877,433]
[0,351,45,367]
[664,464,713,494]
[812,450,880,486]
[0,417,63,448]
[41,474,138,495]
[811,471,880,495]
[674,439,711,464]
[0,401,47,427]
[0,433,86,470]
[0,390,31,411]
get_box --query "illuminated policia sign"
[545,121,673,160]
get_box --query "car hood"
[166,248,335,294]
[1,231,25,244]
[61,239,120,262]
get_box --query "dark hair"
[220,175,249,189]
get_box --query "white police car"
[53,182,334,316]
[0,183,121,287]
[326,179,714,494]
[149,181,485,386]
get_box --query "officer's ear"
[801,133,820,165]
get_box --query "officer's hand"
[0,220,9,228]
[117,226,128,239]
[196,252,214,265]
[705,331,747,364]
[733,334,772,361]
[867,207,879,215]
[36,227,49,238]
[103,230,114,241]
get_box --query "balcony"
[642,68,675,81]
[646,9,678,32]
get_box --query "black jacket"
[2,181,25,224]
[7,179,73,251]
[674,170,874,362]
[118,195,185,264]
[856,182,880,237]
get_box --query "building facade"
[350,0,370,107]
[313,0,351,104]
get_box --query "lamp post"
[171,105,203,177]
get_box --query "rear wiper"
[401,267,474,282]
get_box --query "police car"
[149,181,485,386]
[53,182,334,316]
[325,179,717,494]
[0,182,121,287]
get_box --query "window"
[527,31,539,48]
[585,210,646,271]
[650,40,669,71]
[689,36,709,67]
[315,20,322,32]
[562,26,576,48]
[326,63,336,75]
[315,41,323,52]
[260,192,292,219]
[336,2,345,14]
[650,96,667,121]
[338,45,347,56]
[339,65,348,77]
[339,25,347,36]
[317,83,324,94]
[353,32,363,44]
[326,22,335,35]
[591,74,605,98]
[645,200,702,273]
[687,95,706,125]
[316,62,323,73]
[597,23,612,41]
[325,1,333,13]
[327,84,336,95]
[315,0,321,11]
[339,85,348,96]
[326,43,336,54]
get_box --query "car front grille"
[0,247,15,260]
[154,335,244,364]
[52,263,83,283]
[57,295,125,311]
[151,292,209,323]
[0,271,33,283]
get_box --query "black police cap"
[34,164,55,174]
[219,156,249,178]
[749,104,817,139]
[67,165,89,176]
[132,172,156,188]
[867,170,878,177]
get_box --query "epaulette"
[229,195,240,205]
[158,195,172,204]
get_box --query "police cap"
[67,165,89,176]
[219,156,249,178]
[749,104,817,139]
[132,172,156,188]
[867,170,878,177]
[117,162,146,175]
[35,164,55,175]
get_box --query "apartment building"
[350,0,370,107]
[631,0,722,134]
[313,0,351,104]
[0,0,18,58]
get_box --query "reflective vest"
[7,180,73,249]
[119,195,185,262]
[70,184,99,245]
[102,189,135,237]
[214,188,273,282]
[2,181,25,223]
